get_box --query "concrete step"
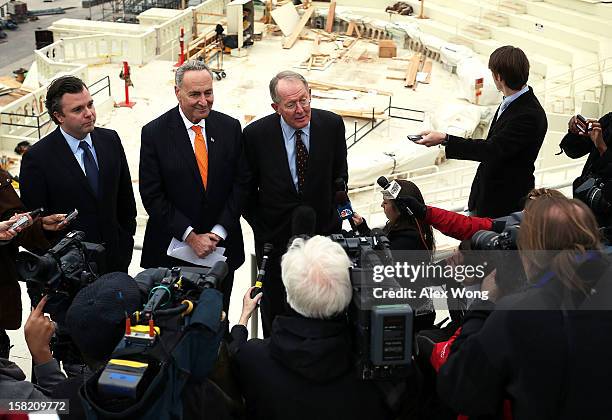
[498,1,526,15]
[482,12,509,27]
[462,24,491,40]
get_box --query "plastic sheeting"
[456,57,501,106]
[428,103,483,138]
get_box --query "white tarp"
[456,57,501,105]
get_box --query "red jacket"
[424,207,493,241]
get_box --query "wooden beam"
[325,1,336,33]
[405,54,421,88]
[282,7,315,49]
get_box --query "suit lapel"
[91,129,107,199]
[273,115,299,195]
[304,114,320,191]
[204,113,216,194]
[170,106,206,196]
[51,127,97,199]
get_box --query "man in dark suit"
[20,75,137,273]
[418,45,547,218]
[242,70,348,335]
[139,60,245,313]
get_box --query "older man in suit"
[243,70,348,336]
[139,60,245,313]
[418,45,547,218]
[20,75,137,273]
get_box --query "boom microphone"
[251,243,273,298]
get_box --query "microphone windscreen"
[377,176,389,189]
[334,190,349,205]
[205,261,229,282]
[291,205,317,236]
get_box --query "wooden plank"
[271,2,300,36]
[325,0,336,33]
[422,60,433,84]
[308,80,393,96]
[282,7,314,49]
[404,54,421,88]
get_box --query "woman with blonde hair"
[437,196,612,419]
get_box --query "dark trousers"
[255,240,289,337]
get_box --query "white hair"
[281,235,352,319]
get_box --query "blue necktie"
[79,141,99,197]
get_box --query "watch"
[441,133,449,146]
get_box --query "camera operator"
[230,235,392,420]
[1,168,69,359]
[0,296,65,404]
[560,112,612,232]
[437,196,612,419]
[351,179,436,331]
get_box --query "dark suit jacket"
[0,170,50,329]
[139,106,245,271]
[19,127,137,273]
[242,108,348,245]
[446,87,547,218]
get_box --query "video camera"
[574,176,612,220]
[330,231,413,381]
[16,230,105,305]
[471,212,523,251]
[95,262,228,401]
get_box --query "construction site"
[1,0,612,375]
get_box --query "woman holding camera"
[0,169,68,358]
[437,196,612,419]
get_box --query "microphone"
[291,205,317,237]
[251,243,273,298]
[377,176,416,217]
[199,260,229,290]
[377,176,402,200]
[334,177,358,233]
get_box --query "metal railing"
[346,96,425,150]
[0,76,111,141]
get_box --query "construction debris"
[309,80,393,97]
[325,1,336,33]
[282,7,314,49]
[378,39,397,58]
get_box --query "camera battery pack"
[98,359,149,399]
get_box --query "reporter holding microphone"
[0,168,69,358]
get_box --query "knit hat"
[66,272,141,362]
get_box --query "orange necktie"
[191,125,208,188]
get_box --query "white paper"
[416,72,429,82]
[167,238,226,267]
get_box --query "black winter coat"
[437,255,612,419]
[230,314,392,420]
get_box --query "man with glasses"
[242,70,348,336]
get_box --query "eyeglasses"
[282,97,311,111]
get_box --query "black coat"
[139,107,246,271]
[242,109,348,245]
[230,315,392,420]
[437,255,612,419]
[19,127,136,272]
[446,87,547,218]
[0,170,49,329]
[560,112,612,181]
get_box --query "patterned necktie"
[78,141,99,197]
[295,129,308,193]
[191,125,208,189]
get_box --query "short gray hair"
[175,60,213,87]
[269,70,309,104]
[281,235,352,319]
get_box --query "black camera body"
[330,232,414,381]
[471,212,523,251]
[16,230,105,303]
[575,177,611,216]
